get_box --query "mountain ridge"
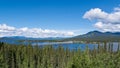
[70,30,120,42]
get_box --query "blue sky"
[0,0,120,37]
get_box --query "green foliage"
[0,42,120,68]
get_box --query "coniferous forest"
[0,42,120,68]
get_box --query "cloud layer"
[83,7,120,32]
[0,24,74,38]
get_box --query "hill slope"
[70,31,120,42]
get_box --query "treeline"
[0,42,120,68]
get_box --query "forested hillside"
[0,42,120,68]
[68,31,120,42]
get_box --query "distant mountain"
[0,36,64,44]
[70,31,120,42]
[0,36,64,40]
[1,36,27,40]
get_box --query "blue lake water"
[32,42,119,51]
[1,39,119,51]
[36,43,97,51]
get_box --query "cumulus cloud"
[83,7,120,32]
[0,24,74,38]
[0,24,15,32]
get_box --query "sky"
[0,0,120,37]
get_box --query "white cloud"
[0,24,15,32]
[83,7,120,32]
[94,22,120,32]
[83,8,108,20]
[0,24,74,38]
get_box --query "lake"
[32,42,119,51]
